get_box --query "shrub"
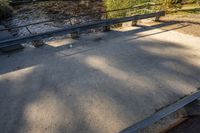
[0,0,13,19]
[104,0,198,18]
[155,0,183,9]
[104,0,151,18]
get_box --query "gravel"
[7,1,103,38]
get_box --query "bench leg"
[32,40,45,47]
[70,32,80,39]
[155,16,160,22]
[103,26,111,32]
[131,20,138,26]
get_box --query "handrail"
[0,11,165,48]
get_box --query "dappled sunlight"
[137,41,200,92]
[79,92,129,133]
[0,65,39,80]
[138,43,200,66]
[147,29,200,49]
[85,55,154,90]
[139,44,200,59]
[182,49,200,67]
[45,38,75,47]
[24,91,73,133]
[162,61,194,76]
[152,70,196,94]
[0,65,40,95]
[184,57,200,68]
[113,26,141,32]
[138,38,200,70]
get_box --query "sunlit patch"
[85,56,151,89]
[157,72,196,94]
[0,65,39,81]
[24,92,73,133]
[45,38,74,47]
[0,65,41,96]
[85,56,130,81]
[113,26,140,32]
[80,92,129,133]
[162,61,192,75]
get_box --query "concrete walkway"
[0,23,200,133]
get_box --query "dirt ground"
[160,13,200,37]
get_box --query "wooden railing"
[0,2,164,49]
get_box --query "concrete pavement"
[0,24,200,133]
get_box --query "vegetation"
[0,0,13,19]
[0,0,199,19]
[104,0,200,18]
[104,0,151,18]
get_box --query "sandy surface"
[0,24,200,133]
[159,13,200,37]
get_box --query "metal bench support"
[120,90,200,133]
[70,31,80,39]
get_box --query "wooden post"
[155,15,160,22]
[103,25,111,32]
[131,20,138,26]
[70,31,80,39]
[103,12,111,32]
[32,40,44,47]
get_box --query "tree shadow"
[0,20,190,75]
[0,20,200,133]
